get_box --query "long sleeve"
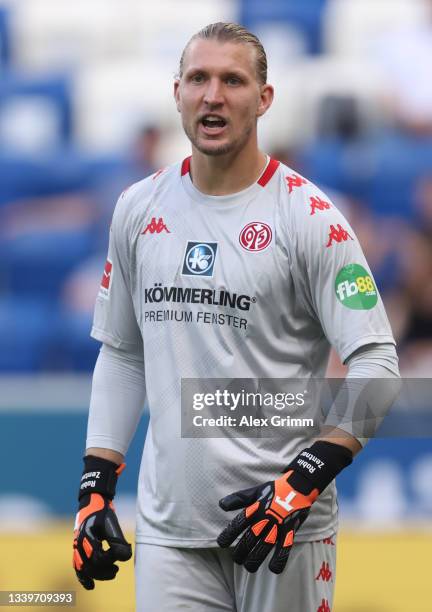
[325,342,401,446]
[86,343,146,456]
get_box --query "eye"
[191,73,205,84]
[226,75,242,86]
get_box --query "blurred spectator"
[393,175,432,373]
[316,95,364,141]
[0,123,162,242]
[414,173,432,236]
[62,254,105,315]
[64,122,163,301]
[373,0,432,135]
[95,123,162,204]
[52,124,163,368]
[404,177,432,337]
[0,192,96,240]
[92,123,162,240]
[398,228,432,340]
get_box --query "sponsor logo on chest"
[182,241,218,277]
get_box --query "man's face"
[174,39,273,157]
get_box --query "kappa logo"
[99,259,112,300]
[326,224,353,247]
[239,222,272,252]
[315,562,332,582]
[317,599,331,612]
[182,242,218,277]
[285,173,307,194]
[310,196,331,216]
[152,167,167,180]
[142,217,171,235]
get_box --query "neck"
[189,141,268,196]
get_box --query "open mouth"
[201,115,227,130]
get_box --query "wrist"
[284,441,353,495]
[78,455,126,501]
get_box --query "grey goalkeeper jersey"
[91,157,395,546]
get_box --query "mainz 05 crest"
[239,222,272,252]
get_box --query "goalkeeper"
[73,22,400,612]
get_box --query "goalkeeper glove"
[73,455,132,590]
[217,441,352,574]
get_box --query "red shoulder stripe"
[181,156,191,176]
[258,158,280,187]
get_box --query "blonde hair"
[178,22,267,85]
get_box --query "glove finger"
[292,507,311,532]
[90,563,119,581]
[75,570,95,591]
[268,526,295,575]
[91,544,123,568]
[100,508,133,562]
[103,507,130,542]
[78,534,111,567]
[83,511,132,565]
[219,483,269,511]
[106,539,133,562]
[243,540,274,573]
[231,527,257,564]
[231,517,273,566]
[217,509,250,548]
[89,541,131,568]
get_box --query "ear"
[173,79,181,113]
[257,83,274,118]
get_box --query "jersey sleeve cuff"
[85,435,129,456]
[90,326,141,351]
[339,334,396,364]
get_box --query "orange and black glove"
[73,456,132,590]
[217,441,352,574]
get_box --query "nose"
[203,78,224,107]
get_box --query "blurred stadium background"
[0,0,431,610]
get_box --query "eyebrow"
[185,67,250,79]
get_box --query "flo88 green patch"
[335,264,378,309]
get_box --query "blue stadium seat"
[367,132,432,219]
[0,229,96,298]
[48,308,99,371]
[299,137,369,198]
[301,132,432,218]
[0,297,55,371]
[239,0,327,54]
[0,150,125,206]
[0,6,11,67]
[0,71,72,145]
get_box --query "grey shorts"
[135,536,336,612]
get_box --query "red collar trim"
[181,156,191,176]
[257,158,280,187]
[181,156,280,187]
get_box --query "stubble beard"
[183,118,254,157]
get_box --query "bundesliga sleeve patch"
[335,264,378,309]
[99,259,113,299]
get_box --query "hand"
[73,492,132,590]
[217,470,318,574]
[217,441,353,574]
